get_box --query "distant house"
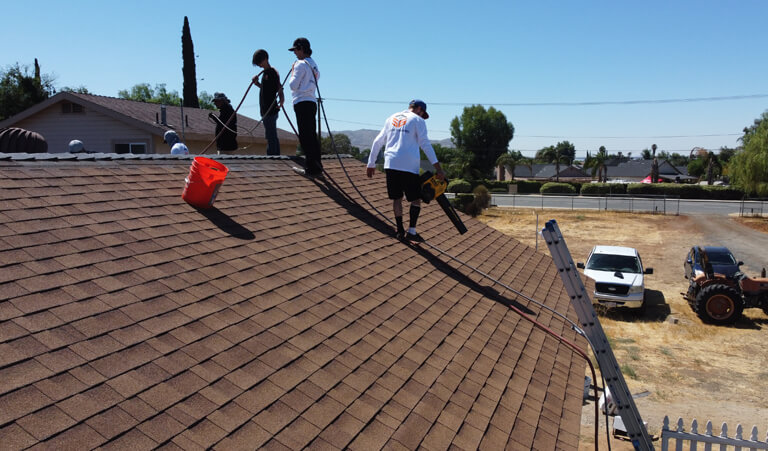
[0,92,298,155]
[499,164,590,182]
[603,159,694,183]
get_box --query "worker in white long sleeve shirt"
[288,37,323,178]
[367,100,445,242]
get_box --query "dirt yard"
[477,208,768,450]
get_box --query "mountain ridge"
[324,129,453,150]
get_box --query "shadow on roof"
[196,206,256,240]
[408,242,535,316]
[315,173,396,238]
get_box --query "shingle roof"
[0,154,585,449]
[606,159,685,177]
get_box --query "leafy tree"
[445,150,481,180]
[118,83,213,109]
[667,153,689,167]
[60,86,91,94]
[495,150,531,181]
[431,143,458,165]
[198,91,214,110]
[730,111,768,196]
[718,146,737,164]
[449,105,514,178]
[320,133,359,156]
[687,158,705,178]
[740,111,768,147]
[182,16,199,108]
[0,60,56,120]
[641,149,652,160]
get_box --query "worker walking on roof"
[252,49,285,156]
[367,100,445,242]
[288,37,322,178]
[210,92,238,154]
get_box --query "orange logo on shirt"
[392,115,407,128]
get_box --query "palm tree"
[495,152,532,181]
[536,146,568,182]
[650,144,659,183]
[585,147,608,182]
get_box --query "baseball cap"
[409,99,429,119]
[212,92,229,102]
[289,37,311,52]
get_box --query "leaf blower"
[420,171,467,234]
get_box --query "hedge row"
[451,178,746,200]
[581,183,628,195]
[580,182,744,199]
[625,183,744,199]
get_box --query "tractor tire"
[695,284,743,325]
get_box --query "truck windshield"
[587,254,641,273]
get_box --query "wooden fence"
[661,416,768,450]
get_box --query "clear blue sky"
[3,0,766,158]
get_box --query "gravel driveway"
[688,214,768,276]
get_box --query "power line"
[523,133,742,139]
[325,118,741,140]
[324,93,768,107]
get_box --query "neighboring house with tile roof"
[0,92,298,155]
[0,153,586,449]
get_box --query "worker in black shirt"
[252,49,285,156]
[211,92,238,153]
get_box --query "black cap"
[409,99,429,119]
[289,37,311,52]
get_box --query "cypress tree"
[182,16,199,108]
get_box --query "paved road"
[486,194,767,216]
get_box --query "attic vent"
[61,102,84,114]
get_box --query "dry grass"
[478,208,768,449]
[735,216,768,234]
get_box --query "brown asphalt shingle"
[0,154,585,449]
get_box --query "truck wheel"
[695,284,743,325]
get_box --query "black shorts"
[385,169,421,202]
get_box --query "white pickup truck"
[577,245,653,309]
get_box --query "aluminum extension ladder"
[541,220,654,450]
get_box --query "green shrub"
[510,180,544,194]
[700,185,745,200]
[625,183,744,200]
[464,185,491,217]
[570,182,583,193]
[451,193,474,210]
[581,183,628,196]
[447,179,472,193]
[471,179,509,191]
[490,188,508,194]
[540,182,577,194]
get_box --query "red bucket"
[181,157,229,208]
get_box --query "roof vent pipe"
[160,105,167,125]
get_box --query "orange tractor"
[685,247,768,325]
